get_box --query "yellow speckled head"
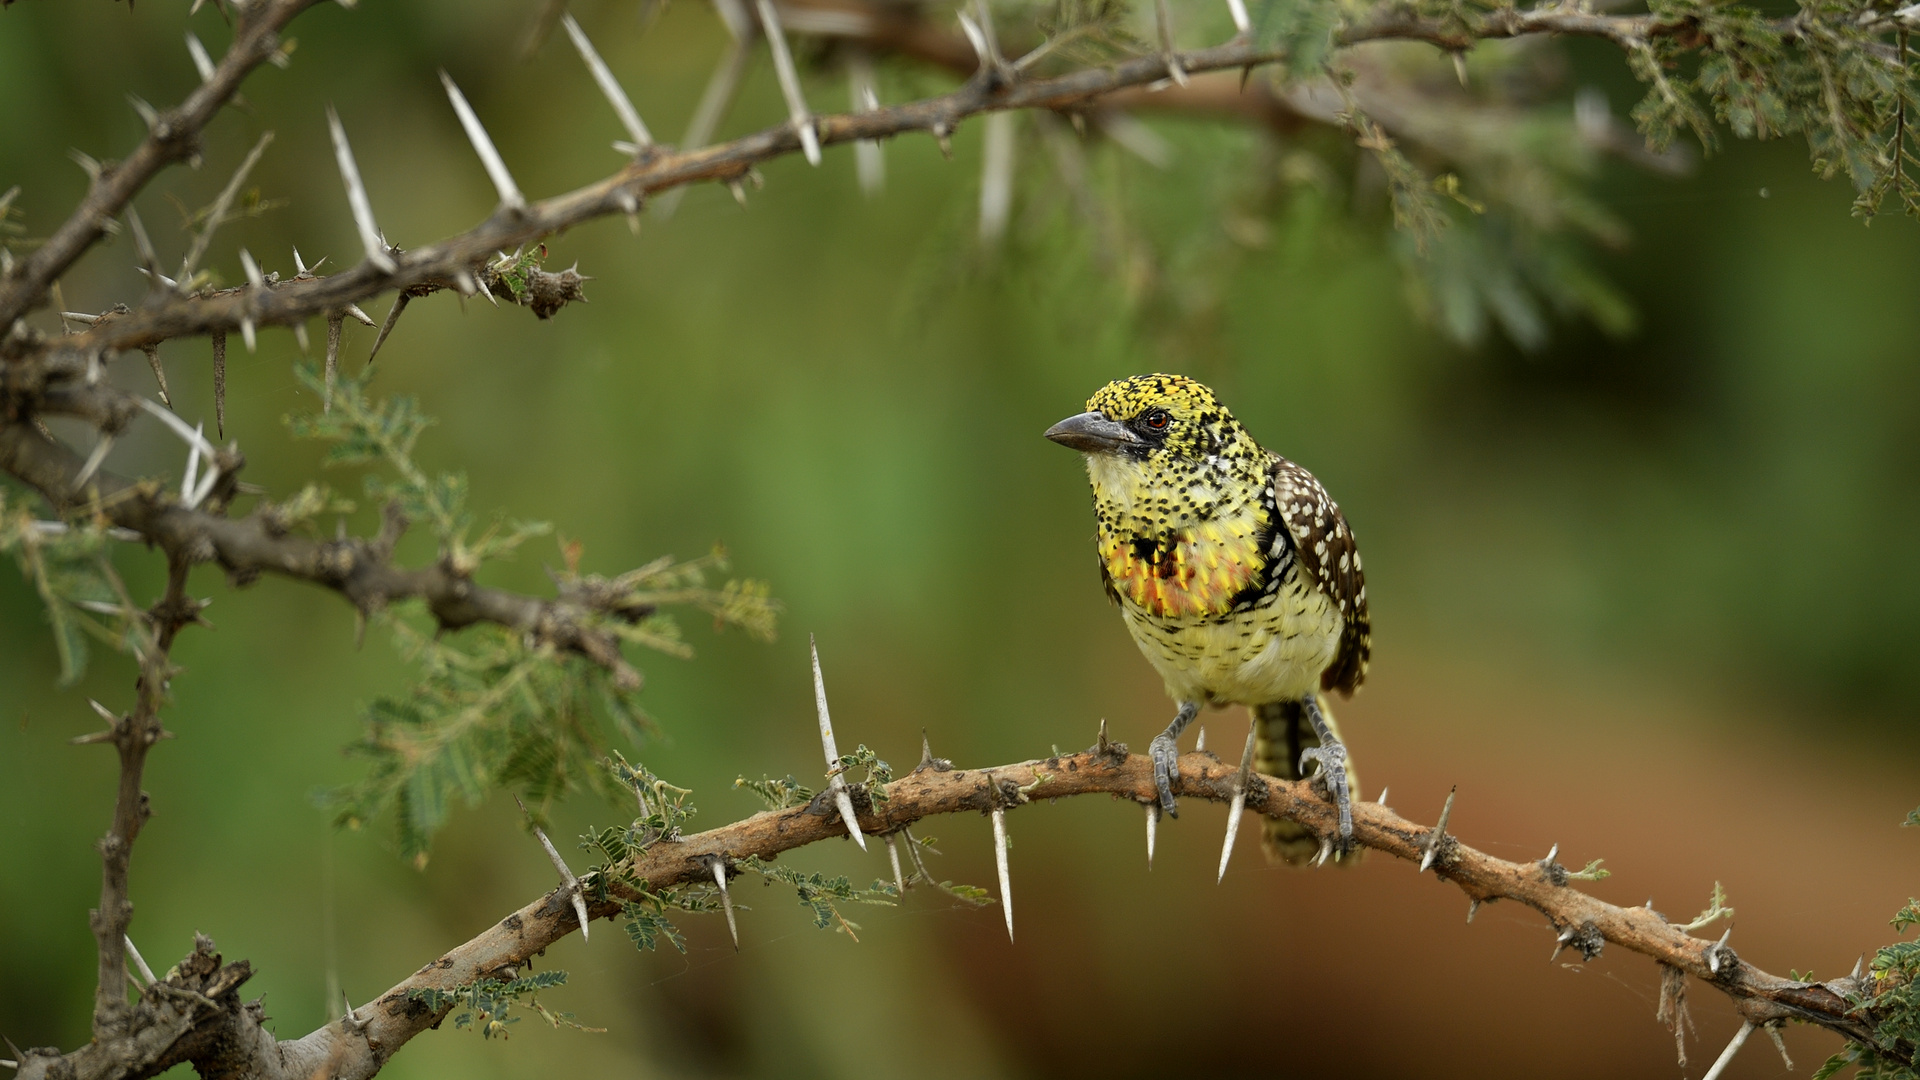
[1046,374,1265,475]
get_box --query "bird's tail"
[1252,695,1362,867]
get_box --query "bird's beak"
[1045,411,1140,454]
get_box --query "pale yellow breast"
[1119,559,1343,706]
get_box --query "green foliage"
[321,620,656,864]
[833,744,893,806]
[1566,858,1611,882]
[734,856,898,938]
[406,969,600,1039]
[1814,898,1920,1079]
[735,774,815,811]
[0,495,142,684]
[1678,880,1736,932]
[296,376,778,860]
[1903,805,1920,828]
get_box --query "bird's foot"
[1299,738,1354,854]
[1150,733,1181,818]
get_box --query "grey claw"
[1149,734,1180,818]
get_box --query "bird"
[1045,373,1370,862]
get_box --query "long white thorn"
[1375,785,1389,807]
[885,833,905,895]
[979,111,1016,244]
[757,0,820,166]
[518,796,589,940]
[656,34,751,219]
[1146,803,1158,868]
[185,32,217,82]
[992,805,1013,942]
[181,422,204,503]
[1217,726,1258,883]
[712,859,739,949]
[848,51,884,197]
[124,935,158,986]
[440,71,526,211]
[326,106,397,272]
[1226,0,1250,33]
[76,434,114,487]
[1701,1022,1755,1080]
[237,247,264,353]
[810,636,866,849]
[179,132,274,283]
[562,14,653,150]
[1154,0,1188,86]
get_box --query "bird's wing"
[1270,456,1371,695]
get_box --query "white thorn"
[1226,0,1250,33]
[1708,926,1732,973]
[342,302,376,327]
[1375,786,1389,806]
[957,11,990,69]
[756,0,820,166]
[1153,0,1188,86]
[124,934,158,986]
[439,71,525,211]
[1145,803,1158,868]
[1544,842,1559,865]
[1313,838,1333,867]
[178,132,274,283]
[992,805,1013,942]
[88,699,118,723]
[1217,726,1257,883]
[1701,1021,1755,1080]
[293,248,309,276]
[325,106,397,273]
[128,94,159,130]
[810,635,866,849]
[1852,954,1865,979]
[978,111,1016,244]
[240,248,265,289]
[181,422,204,503]
[293,321,311,354]
[713,859,739,949]
[886,834,905,895]
[76,433,114,487]
[1466,899,1480,924]
[185,32,216,82]
[1194,725,1207,753]
[562,14,653,149]
[848,52,884,197]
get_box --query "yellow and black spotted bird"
[1046,374,1370,862]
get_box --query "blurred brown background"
[3,1,1918,1077]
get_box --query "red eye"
[1143,410,1170,430]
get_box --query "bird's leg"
[1149,700,1201,817]
[1297,694,1354,853]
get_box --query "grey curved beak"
[1045,411,1140,454]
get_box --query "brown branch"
[11,2,1794,382]
[18,744,1892,1080]
[0,0,326,329]
[0,408,647,687]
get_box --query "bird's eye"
[1142,410,1170,430]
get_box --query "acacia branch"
[8,1,1817,383]
[0,0,325,329]
[0,407,648,686]
[17,743,1891,1080]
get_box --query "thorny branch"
[0,0,324,329]
[14,746,1895,1080]
[2,0,1874,388]
[0,404,651,687]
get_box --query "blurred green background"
[3,2,1918,1077]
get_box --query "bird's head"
[1046,375,1270,526]
[1045,373,1257,467]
